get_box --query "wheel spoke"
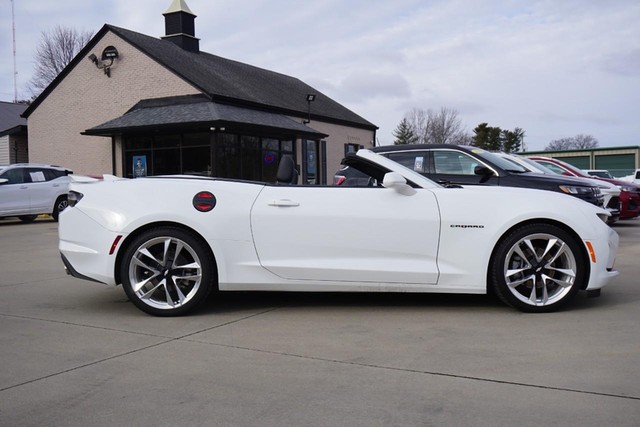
[163,280,175,307]
[542,273,574,288]
[162,238,172,264]
[139,280,164,300]
[132,255,159,274]
[540,238,559,260]
[139,247,162,267]
[522,238,541,263]
[169,278,188,304]
[513,244,534,265]
[507,274,535,288]
[132,273,160,293]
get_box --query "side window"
[26,168,47,183]
[1,168,25,184]
[433,151,480,175]
[386,152,427,173]
[43,169,57,181]
[539,162,565,175]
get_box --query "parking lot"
[1,217,639,426]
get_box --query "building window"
[344,143,363,156]
[124,132,298,182]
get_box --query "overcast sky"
[1,0,639,150]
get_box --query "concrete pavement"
[1,217,639,426]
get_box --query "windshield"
[471,148,528,172]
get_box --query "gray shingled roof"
[106,25,376,130]
[0,102,27,136]
[24,22,378,134]
[84,95,328,138]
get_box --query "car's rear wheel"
[52,196,68,221]
[120,227,215,316]
[490,223,586,313]
[18,215,38,223]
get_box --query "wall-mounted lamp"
[303,93,316,124]
[87,46,119,77]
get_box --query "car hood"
[515,172,599,187]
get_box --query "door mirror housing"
[474,165,494,177]
[382,172,416,195]
[0,178,8,185]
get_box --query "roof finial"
[164,0,195,16]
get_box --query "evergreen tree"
[473,123,524,153]
[393,118,419,145]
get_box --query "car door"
[0,168,30,215]
[250,184,441,285]
[24,168,59,212]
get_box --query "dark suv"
[335,145,603,207]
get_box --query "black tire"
[18,215,38,223]
[490,223,586,313]
[52,196,68,221]
[120,227,215,316]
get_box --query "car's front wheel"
[490,223,586,313]
[120,227,215,316]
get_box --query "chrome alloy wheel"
[128,236,203,311]
[503,233,578,307]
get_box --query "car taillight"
[67,191,84,207]
[334,176,346,186]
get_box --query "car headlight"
[559,185,599,196]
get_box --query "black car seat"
[276,155,298,185]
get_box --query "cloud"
[2,0,639,150]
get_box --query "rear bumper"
[58,207,123,286]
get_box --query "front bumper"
[585,225,619,291]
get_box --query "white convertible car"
[59,149,619,316]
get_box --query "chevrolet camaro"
[59,149,619,316]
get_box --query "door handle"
[268,199,300,207]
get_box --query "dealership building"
[22,0,377,184]
[521,146,640,178]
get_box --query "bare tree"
[404,107,467,145]
[425,107,466,145]
[28,26,94,97]
[545,134,599,151]
[405,108,428,144]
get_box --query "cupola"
[162,0,200,53]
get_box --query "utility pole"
[12,0,18,102]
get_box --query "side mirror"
[474,165,494,177]
[0,178,8,185]
[382,172,416,196]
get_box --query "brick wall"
[28,31,200,175]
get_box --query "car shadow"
[0,217,55,226]
[196,291,505,315]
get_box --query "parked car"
[584,169,614,179]
[59,150,618,316]
[493,153,620,224]
[336,145,604,207]
[0,163,73,222]
[528,156,640,220]
[619,169,640,184]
